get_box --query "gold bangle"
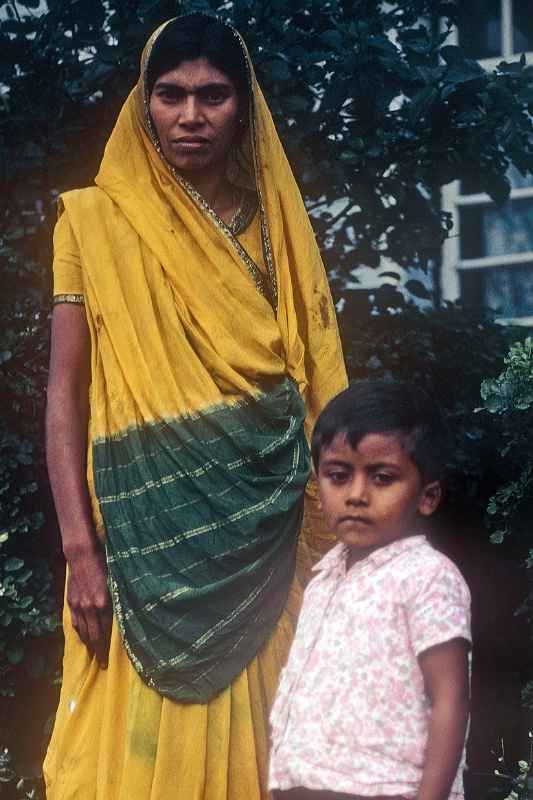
[53,293,85,305]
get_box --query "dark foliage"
[0,745,44,799]
[2,0,533,279]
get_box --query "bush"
[481,337,533,546]
[477,337,533,710]
[0,424,57,687]
[0,746,44,799]
[0,224,60,768]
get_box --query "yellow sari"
[44,16,347,799]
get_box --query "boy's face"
[317,432,441,564]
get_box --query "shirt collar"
[312,534,427,576]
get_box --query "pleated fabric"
[44,563,303,800]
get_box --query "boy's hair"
[311,380,448,482]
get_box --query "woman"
[44,13,347,800]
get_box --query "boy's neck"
[345,531,419,571]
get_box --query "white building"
[441,0,533,323]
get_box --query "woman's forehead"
[151,57,236,92]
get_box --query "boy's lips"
[338,515,372,526]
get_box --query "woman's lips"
[173,138,210,150]
[338,515,372,525]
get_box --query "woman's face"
[149,57,241,174]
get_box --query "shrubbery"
[0,745,44,800]
[0,226,59,782]
[478,337,533,711]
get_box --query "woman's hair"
[311,380,449,482]
[146,14,250,111]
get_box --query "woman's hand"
[66,542,112,668]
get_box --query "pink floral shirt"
[269,535,471,798]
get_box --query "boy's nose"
[346,476,369,505]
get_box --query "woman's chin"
[165,149,217,175]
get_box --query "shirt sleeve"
[52,206,84,304]
[405,557,471,656]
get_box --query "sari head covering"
[54,13,347,702]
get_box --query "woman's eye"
[157,90,180,102]
[203,91,226,104]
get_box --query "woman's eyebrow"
[154,81,233,93]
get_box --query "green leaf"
[4,557,24,572]
[6,642,24,665]
[319,30,344,50]
[262,59,291,81]
[26,652,46,678]
[321,80,347,112]
[409,86,439,125]
[17,569,33,584]
[405,280,431,300]
[284,94,309,113]
[483,173,511,206]
[441,45,482,71]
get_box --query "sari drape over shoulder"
[45,14,347,799]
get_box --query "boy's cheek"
[316,496,336,532]
[316,484,330,515]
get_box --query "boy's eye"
[326,470,349,483]
[373,472,394,486]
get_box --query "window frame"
[440,0,533,323]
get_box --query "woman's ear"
[418,481,442,517]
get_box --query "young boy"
[269,380,471,800]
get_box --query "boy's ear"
[418,480,442,517]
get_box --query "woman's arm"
[47,303,112,667]
[417,638,470,800]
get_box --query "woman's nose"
[180,95,203,125]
